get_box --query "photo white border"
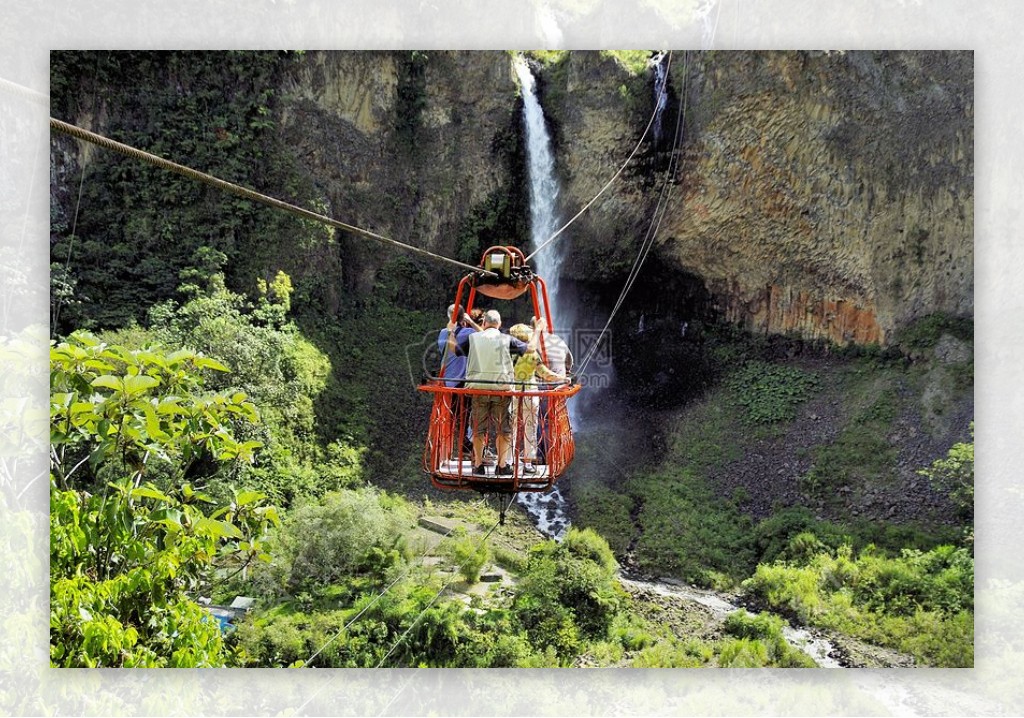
[2,0,1016,714]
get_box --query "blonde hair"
[509,323,532,342]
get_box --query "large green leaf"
[195,356,231,373]
[132,486,172,503]
[123,375,160,397]
[235,489,266,507]
[91,375,123,391]
[193,516,243,540]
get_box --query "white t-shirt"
[539,333,572,376]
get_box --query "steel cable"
[49,117,496,278]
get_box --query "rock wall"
[547,51,973,344]
[51,51,973,344]
[275,51,526,295]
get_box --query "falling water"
[512,54,574,540]
[512,55,571,344]
[651,52,669,145]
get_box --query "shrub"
[50,334,280,667]
[919,423,974,526]
[512,529,624,658]
[743,542,974,666]
[443,527,491,584]
[723,608,785,641]
[717,637,770,667]
[722,609,817,667]
[608,613,656,651]
[252,488,414,597]
[630,638,713,667]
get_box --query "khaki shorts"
[471,394,512,437]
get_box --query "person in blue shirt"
[437,303,479,387]
[437,304,480,457]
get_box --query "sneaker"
[496,465,513,477]
[522,463,537,475]
[473,464,488,477]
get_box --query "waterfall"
[512,55,571,344]
[512,55,573,540]
[651,52,668,145]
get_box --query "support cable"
[524,51,673,263]
[49,117,496,278]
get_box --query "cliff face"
[52,51,972,344]
[274,51,526,296]
[548,51,973,344]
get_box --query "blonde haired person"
[508,323,566,474]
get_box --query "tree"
[50,332,280,667]
[512,528,624,660]
[919,422,974,538]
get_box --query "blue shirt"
[437,326,475,387]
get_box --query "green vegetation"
[803,391,899,495]
[601,51,654,75]
[454,188,527,265]
[50,51,334,335]
[895,312,974,352]
[232,526,656,668]
[101,268,363,507]
[513,528,624,659]
[48,51,973,670]
[50,335,280,667]
[443,527,492,584]
[920,424,974,540]
[745,542,973,667]
[720,610,816,667]
[524,50,569,66]
[725,360,820,426]
[628,466,755,587]
[395,51,429,150]
[247,488,414,601]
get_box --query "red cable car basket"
[418,246,581,494]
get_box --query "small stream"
[513,490,842,668]
[618,574,843,668]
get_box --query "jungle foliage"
[50,50,337,335]
[50,334,280,667]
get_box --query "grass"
[743,543,974,666]
[628,467,756,586]
[666,394,745,471]
[570,482,635,555]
